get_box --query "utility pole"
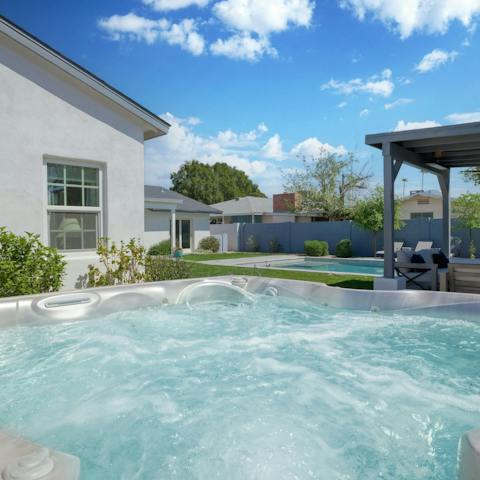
[402,178,407,198]
[421,170,425,192]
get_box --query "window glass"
[66,187,82,206]
[65,165,82,185]
[84,167,99,187]
[48,212,98,250]
[84,188,99,207]
[48,185,64,206]
[47,164,64,184]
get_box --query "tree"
[283,151,371,220]
[170,160,265,204]
[462,168,480,186]
[352,186,403,255]
[453,193,480,258]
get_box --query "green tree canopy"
[170,160,265,204]
[352,186,402,255]
[453,193,480,258]
[462,168,480,186]
[283,151,371,220]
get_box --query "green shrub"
[335,239,353,258]
[304,240,329,256]
[0,227,66,297]
[268,238,282,253]
[148,240,171,256]
[246,234,260,252]
[87,238,146,287]
[198,236,220,253]
[145,257,191,282]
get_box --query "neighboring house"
[0,16,169,288]
[145,186,221,252]
[210,193,322,224]
[399,190,443,220]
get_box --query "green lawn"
[188,262,373,290]
[182,252,282,262]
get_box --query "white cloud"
[338,101,348,108]
[394,120,441,131]
[210,34,277,61]
[261,134,286,160]
[98,13,205,55]
[213,0,314,36]
[216,123,269,147]
[340,0,480,39]
[360,108,369,117]
[415,49,458,73]
[445,112,480,124]
[142,0,209,11]
[384,98,413,110]
[321,69,394,97]
[145,113,274,190]
[291,137,348,158]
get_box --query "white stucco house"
[145,186,221,252]
[0,16,170,288]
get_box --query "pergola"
[365,122,480,289]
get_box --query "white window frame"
[43,156,105,253]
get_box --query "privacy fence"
[213,219,480,258]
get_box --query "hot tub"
[0,277,479,479]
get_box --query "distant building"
[399,190,443,220]
[210,193,323,224]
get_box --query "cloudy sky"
[3,0,480,197]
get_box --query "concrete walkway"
[199,254,303,267]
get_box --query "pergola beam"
[412,141,480,154]
[389,143,440,175]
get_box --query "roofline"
[365,122,480,148]
[145,197,183,204]
[0,15,170,140]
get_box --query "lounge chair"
[448,264,480,294]
[395,247,447,291]
[415,241,433,251]
[375,241,404,258]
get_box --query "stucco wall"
[145,210,212,250]
[0,33,147,289]
[399,197,443,219]
[262,214,296,224]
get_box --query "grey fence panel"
[235,220,480,257]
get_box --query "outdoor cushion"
[411,253,426,271]
[432,252,449,269]
[397,249,412,264]
[417,248,441,264]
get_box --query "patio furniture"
[395,248,447,291]
[448,264,480,294]
[375,241,404,258]
[415,241,433,251]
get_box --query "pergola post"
[382,143,395,278]
[437,169,451,256]
[171,207,176,254]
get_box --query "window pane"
[48,164,64,184]
[181,220,191,249]
[65,231,82,250]
[49,230,64,250]
[84,167,99,187]
[48,185,65,206]
[66,165,82,185]
[66,186,82,206]
[83,212,97,230]
[83,231,97,249]
[48,212,98,250]
[84,188,99,207]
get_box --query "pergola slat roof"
[366,122,480,170]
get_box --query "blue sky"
[2,0,480,197]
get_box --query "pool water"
[279,259,384,276]
[1,295,479,479]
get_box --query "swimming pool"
[266,257,384,276]
[0,278,479,479]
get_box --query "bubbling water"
[0,294,479,479]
